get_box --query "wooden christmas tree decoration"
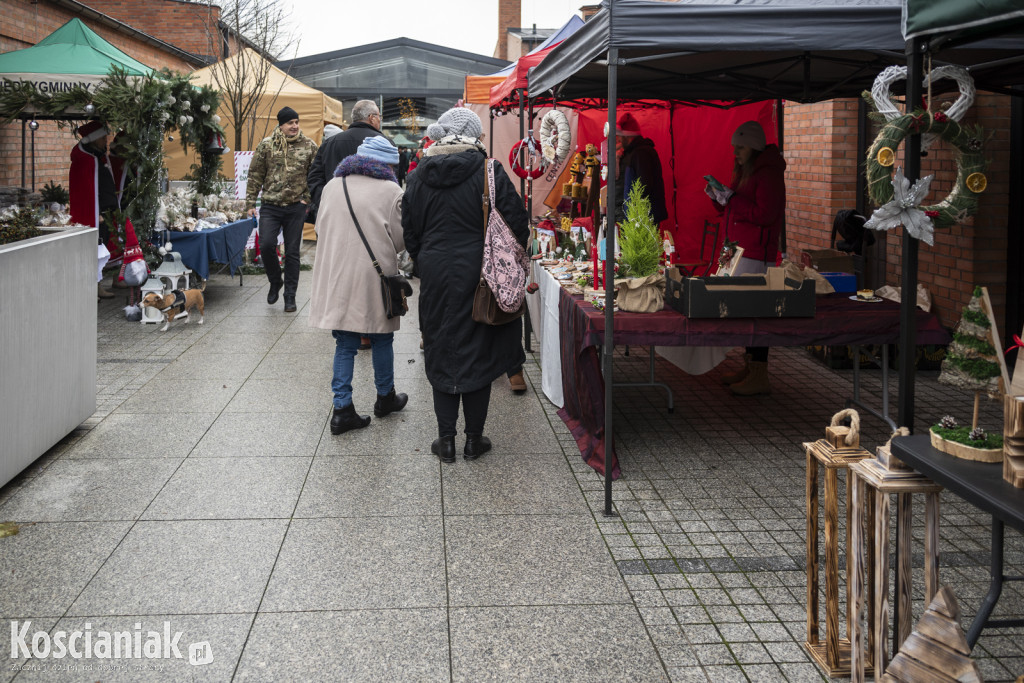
[932,286,1009,462]
[880,585,982,683]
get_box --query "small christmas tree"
[937,286,1010,441]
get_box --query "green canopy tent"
[0,17,155,93]
[903,0,1024,47]
[0,17,156,189]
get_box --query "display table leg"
[806,451,820,651]
[874,490,891,677]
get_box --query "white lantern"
[140,277,166,324]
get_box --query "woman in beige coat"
[309,136,408,435]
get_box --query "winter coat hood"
[416,147,486,190]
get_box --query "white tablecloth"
[526,261,564,408]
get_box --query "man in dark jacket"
[396,148,409,186]
[306,99,382,222]
[616,112,669,225]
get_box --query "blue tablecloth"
[168,218,255,280]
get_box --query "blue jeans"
[331,330,395,409]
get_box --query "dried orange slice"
[877,147,895,167]
[965,172,987,193]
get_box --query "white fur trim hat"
[425,107,482,141]
[77,120,108,144]
[731,120,766,151]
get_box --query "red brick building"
[1,0,230,191]
[784,93,1020,342]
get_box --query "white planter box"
[1,227,97,487]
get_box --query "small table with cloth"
[167,218,255,282]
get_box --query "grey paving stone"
[113,379,242,414]
[190,411,327,457]
[1,617,59,681]
[65,413,218,458]
[450,605,668,682]
[10,613,253,682]
[441,454,584,515]
[68,520,286,615]
[235,609,448,681]
[222,378,330,413]
[261,517,445,611]
[142,457,310,519]
[446,514,630,607]
[188,330,279,354]
[0,523,130,617]
[157,351,265,380]
[295,454,441,517]
[0,459,180,521]
[249,352,333,383]
[316,408,439,456]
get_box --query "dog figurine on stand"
[141,288,205,331]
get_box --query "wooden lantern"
[1005,394,1024,488]
[849,449,943,683]
[804,411,875,677]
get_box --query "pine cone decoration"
[939,415,958,429]
[968,427,985,442]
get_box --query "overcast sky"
[282,0,583,59]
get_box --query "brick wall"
[83,0,222,62]
[495,0,521,60]
[1,0,198,191]
[783,94,1012,330]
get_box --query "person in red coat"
[69,120,128,298]
[706,120,787,396]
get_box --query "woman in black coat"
[403,107,529,463]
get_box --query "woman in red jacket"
[707,120,787,396]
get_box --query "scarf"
[270,128,306,172]
[335,155,398,183]
[425,134,487,157]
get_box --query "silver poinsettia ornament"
[865,166,936,245]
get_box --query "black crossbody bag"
[341,178,412,319]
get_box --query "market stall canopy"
[528,0,1024,105]
[489,44,561,107]
[0,18,155,93]
[903,0,1024,46]
[464,14,584,104]
[164,48,344,180]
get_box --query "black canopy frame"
[525,0,1024,516]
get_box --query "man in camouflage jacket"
[246,106,318,312]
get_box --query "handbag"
[471,159,528,326]
[341,178,412,319]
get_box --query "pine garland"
[1,67,224,245]
[864,110,987,229]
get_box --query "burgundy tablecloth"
[556,291,951,479]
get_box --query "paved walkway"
[1,257,1021,682]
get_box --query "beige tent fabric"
[164,48,344,182]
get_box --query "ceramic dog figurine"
[141,289,205,331]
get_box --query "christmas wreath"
[539,109,571,163]
[865,112,987,229]
[509,135,546,179]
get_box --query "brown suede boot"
[730,361,770,396]
[509,371,527,394]
[721,353,751,385]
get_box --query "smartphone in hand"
[703,175,726,192]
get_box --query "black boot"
[267,280,282,305]
[330,404,370,435]
[374,388,408,417]
[463,434,492,460]
[431,436,456,463]
[283,296,297,313]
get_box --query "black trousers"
[258,202,306,298]
[433,385,491,438]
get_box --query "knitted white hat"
[425,107,482,141]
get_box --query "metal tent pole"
[518,90,526,201]
[898,38,924,431]
[604,43,618,518]
[21,119,26,189]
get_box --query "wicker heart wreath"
[865,65,988,231]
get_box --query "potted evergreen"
[615,179,665,313]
